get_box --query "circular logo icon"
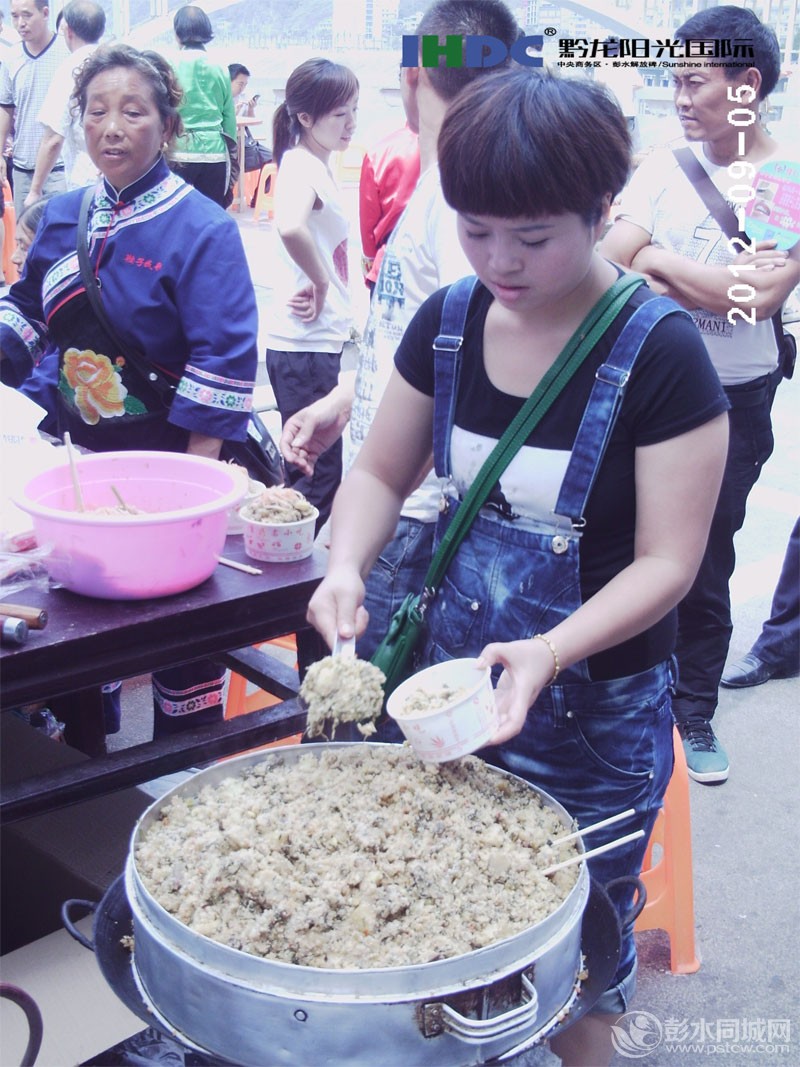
[611,1011,664,1058]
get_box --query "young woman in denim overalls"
[308,72,729,1065]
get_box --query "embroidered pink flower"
[63,347,128,425]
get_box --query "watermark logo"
[559,37,754,60]
[611,1012,664,1058]
[401,34,754,72]
[401,34,543,69]
[610,1012,792,1058]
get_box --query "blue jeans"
[751,517,800,671]
[673,370,779,725]
[480,660,675,1012]
[422,501,676,1007]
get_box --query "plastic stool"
[252,163,277,222]
[634,726,701,973]
[224,634,301,749]
[230,168,261,212]
[2,180,18,286]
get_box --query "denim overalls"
[423,278,684,1009]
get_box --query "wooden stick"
[550,807,636,847]
[110,484,136,514]
[541,829,645,877]
[63,432,84,512]
[216,555,262,575]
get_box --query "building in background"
[332,0,399,47]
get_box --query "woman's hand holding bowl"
[477,638,559,745]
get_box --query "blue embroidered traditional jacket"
[0,157,257,451]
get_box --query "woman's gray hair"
[72,43,184,148]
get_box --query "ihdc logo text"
[401,34,544,69]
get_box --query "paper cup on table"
[240,505,318,563]
[386,659,496,762]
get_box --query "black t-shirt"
[395,281,729,678]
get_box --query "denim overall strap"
[555,296,689,525]
[432,275,480,479]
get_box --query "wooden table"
[1,538,327,822]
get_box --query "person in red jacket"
[358,123,420,292]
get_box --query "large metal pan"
[63,874,640,1065]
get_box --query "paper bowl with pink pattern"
[386,658,496,763]
[239,501,318,563]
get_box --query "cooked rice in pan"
[135,747,580,969]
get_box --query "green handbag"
[370,591,427,696]
[370,272,645,696]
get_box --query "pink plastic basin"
[13,451,245,600]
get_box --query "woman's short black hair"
[438,70,631,226]
[173,4,213,46]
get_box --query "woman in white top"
[266,58,358,529]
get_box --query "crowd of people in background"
[0,1,797,1062]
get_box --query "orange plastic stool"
[230,168,261,212]
[2,180,18,286]
[224,634,301,750]
[252,163,277,222]
[634,726,701,973]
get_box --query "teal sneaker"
[680,720,729,783]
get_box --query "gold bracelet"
[533,633,560,685]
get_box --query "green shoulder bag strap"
[419,271,645,619]
[369,272,644,692]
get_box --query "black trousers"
[265,347,343,532]
[672,369,780,725]
[173,160,228,209]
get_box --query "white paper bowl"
[386,658,496,762]
[239,505,318,563]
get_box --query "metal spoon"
[332,634,356,659]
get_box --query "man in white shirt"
[281,0,522,662]
[0,0,68,213]
[600,5,800,784]
[25,0,105,203]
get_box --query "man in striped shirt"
[0,0,68,214]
